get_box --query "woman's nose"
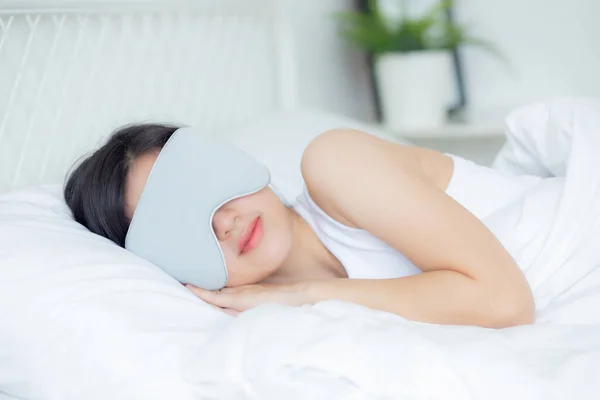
[212,208,238,241]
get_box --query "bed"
[0,0,298,194]
[2,1,600,399]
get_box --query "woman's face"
[125,151,294,287]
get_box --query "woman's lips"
[238,216,262,255]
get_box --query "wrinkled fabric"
[183,98,600,399]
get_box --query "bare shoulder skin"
[299,129,535,328]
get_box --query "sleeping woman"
[64,123,542,329]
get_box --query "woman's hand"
[185,282,312,316]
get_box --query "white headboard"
[0,0,295,193]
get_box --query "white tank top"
[291,155,543,280]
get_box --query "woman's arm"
[300,129,535,328]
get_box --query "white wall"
[457,0,600,118]
[297,0,600,124]
[282,0,377,121]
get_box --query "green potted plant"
[335,0,498,132]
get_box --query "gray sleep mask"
[124,127,270,290]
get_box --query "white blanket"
[183,98,600,399]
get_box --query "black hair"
[64,123,180,247]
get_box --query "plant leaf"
[332,0,504,60]
[334,11,394,53]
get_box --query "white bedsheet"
[182,98,600,399]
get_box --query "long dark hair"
[64,123,180,247]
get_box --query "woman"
[64,123,537,328]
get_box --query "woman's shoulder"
[299,130,361,228]
[299,129,454,228]
[301,129,452,186]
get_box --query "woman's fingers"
[221,308,241,316]
[185,284,235,309]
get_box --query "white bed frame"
[0,0,296,193]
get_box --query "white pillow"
[0,185,231,400]
[223,108,408,203]
[0,110,397,399]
